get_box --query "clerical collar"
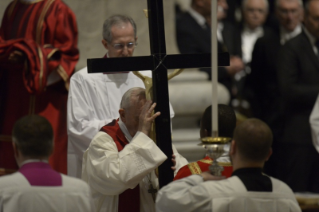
[280,24,301,45]
[232,167,263,176]
[118,118,133,142]
[188,7,207,29]
[20,159,48,167]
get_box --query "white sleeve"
[172,144,188,175]
[310,94,319,153]
[155,175,212,212]
[82,131,167,196]
[67,77,111,157]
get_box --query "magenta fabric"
[19,162,62,186]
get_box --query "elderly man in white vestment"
[82,87,187,212]
[156,118,301,212]
[0,115,94,212]
[67,14,178,178]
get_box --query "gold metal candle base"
[199,137,231,145]
[198,137,232,176]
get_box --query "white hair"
[242,0,269,12]
[120,87,145,110]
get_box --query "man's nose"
[122,46,129,56]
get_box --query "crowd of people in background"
[175,0,319,193]
[0,0,318,211]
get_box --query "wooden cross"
[87,0,229,188]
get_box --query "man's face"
[217,0,228,21]
[123,94,146,137]
[276,0,303,32]
[104,23,137,58]
[304,0,319,39]
[243,0,268,29]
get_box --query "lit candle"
[211,0,218,138]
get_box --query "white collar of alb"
[118,118,133,142]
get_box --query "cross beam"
[87,0,229,188]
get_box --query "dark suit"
[246,28,283,137]
[176,12,241,97]
[277,30,319,192]
[244,28,284,178]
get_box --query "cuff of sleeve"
[131,131,153,147]
[188,174,205,185]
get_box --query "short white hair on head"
[120,87,145,110]
[275,0,303,8]
[242,0,269,12]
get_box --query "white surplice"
[156,175,301,212]
[67,67,175,178]
[0,172,94,212]
[82,128,187,212]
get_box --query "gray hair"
[120,87,145,110]
[242,0,269,12]
[275,0,303,8]
[102,15,137,43]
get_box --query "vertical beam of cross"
[147,0,174,188]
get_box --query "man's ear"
[102,39,108,50]
[265,148,273,161]
[229,139,236,156]
[119,109,125,122]
[12,141,19,159]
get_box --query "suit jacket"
[176,12,241,95]
[245,28,284,139]
[277,31,319,145]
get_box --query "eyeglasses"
[112,42,137,50]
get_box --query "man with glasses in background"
[67,15,179,178]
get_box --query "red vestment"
[173,156,233,181]
[100,120,140,212]
[0,0,79,175]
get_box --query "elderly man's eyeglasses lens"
[112,42,137,50]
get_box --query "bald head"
[120,87,146,110]
[233,118,273,162]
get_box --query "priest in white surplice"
[67,15,177,178]
[82,87,187,212]
[0,115,94,212]
[156,119,301,212]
